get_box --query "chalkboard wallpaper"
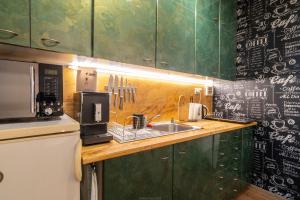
[213,0,300,199]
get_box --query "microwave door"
[0,61,38,119]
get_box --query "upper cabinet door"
[219,0,237,80]
[94,0,156,67]
[0,0,30,46]
[196,0,220,78]
[157,0,196,73]
[31,0,92,56]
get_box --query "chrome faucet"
[147,114,161,124]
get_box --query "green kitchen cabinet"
[196,0,220,77]
[241,127,254,189]
[31,0,92,56]
[0,0,30,46]
[213,130,243,200]
[94,0,156,67]
[173,136,214,200]
[103,146,173,200]
[156,0,196,73]
[219,0,237,80]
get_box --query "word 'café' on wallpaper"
[214,0,300,199]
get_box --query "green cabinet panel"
[196,0,220,77]
[0,0,30,46]
[213,130,243,200]
[219,0,237,80]
[173,136,214,200]
[94,0,156,67]
[31,0,92,56]
[157,0,196,73]
[241,127,254,189]
[104,146,173,200]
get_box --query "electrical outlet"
[194,88,202,94]
[205,86,214,96]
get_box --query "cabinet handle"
[233,178,239,181]
[0,171,4,183]
[143,58,152,62]
[178,151,186,155]
[160,61,168,65]
[233,168,239,171]
[0,29,19,39]
[41,37,60,47]
[233,189,238,192]
[219,152,225,156]
[161,156,169,160]
[218,187,223,191]
[30,65,35,114]
[218,176,224,180]
[233,157,239,161]
[234,147,239,150]
[219,164,225,168]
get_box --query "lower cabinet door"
[213,130,243,200]
[241,127,254,189]
[103,146,173,200]
[173,136,214,200]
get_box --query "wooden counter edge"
[81,121,257,164]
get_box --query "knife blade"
[128,83,132,103]
[107,75,114,105]
[113,75,119,108]
[132,86,136,103]
[124,78,128,103]
[119,77,124,110]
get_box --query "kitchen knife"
[132,86,136,103]
[124,78,128,103]
[119,77,124,110]
[107,75,114,105]
[113,75,119,108]
[128,83,132,103]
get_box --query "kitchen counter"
[82,120,257,164]
[0,114,80,141]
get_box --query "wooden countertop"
[82,120,257,164]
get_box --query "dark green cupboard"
[173,136,214,200]
[102,128,254,200]
[212,129,253,200]
[196,0,220,77]
[156,0,196,73]
[0,0,30,46]
[241,127,254,189]
[31,0,92,56]
[103,146,173,200]
[93,0,156,67]
[219,0,237,80]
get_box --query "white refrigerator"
[0,115,81,200]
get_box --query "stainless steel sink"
[151,123,200,133]
[109,121,201,143]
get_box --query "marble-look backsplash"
[63,67,212,124]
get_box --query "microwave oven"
[0,60,63,121]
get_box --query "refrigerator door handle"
[75,139,82,182]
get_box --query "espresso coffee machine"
[74,92,113,146]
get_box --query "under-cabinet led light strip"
[69,58,213,86]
